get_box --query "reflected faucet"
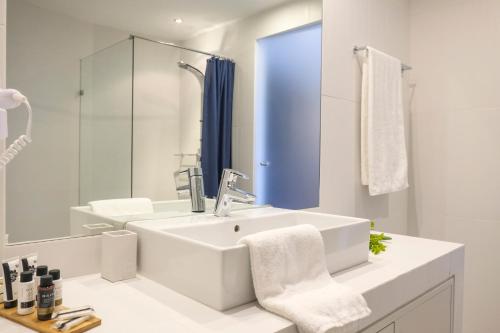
[214,169,256,217]
[177,167,206,213]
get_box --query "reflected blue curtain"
[201,57,235,197]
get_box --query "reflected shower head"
[177,60,205,78]
[177,60,188,69]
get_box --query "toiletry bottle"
[35,265,48,289]
[37,275,55,321]
[2,257,20,309]
[17,271,35,315]
[49,269,62,306]
[21,253,37,274]
[34,265,48,306]
[0,277,4,304]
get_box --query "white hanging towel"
[239,225,371,333]
[361,46,408,196]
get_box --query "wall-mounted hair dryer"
[0,88,33,170]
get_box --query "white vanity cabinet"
[362,279,454,333]
[0,234,463,333]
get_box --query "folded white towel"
[361,46,409,195]
[89,198,154,217]
[239,225,371,333]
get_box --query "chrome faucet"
[177,167,206,213]
[214,169,256,217]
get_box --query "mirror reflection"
[6,0,322,244]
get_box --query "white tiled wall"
[409,0,500,331]
[319,0,411,233]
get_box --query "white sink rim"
[129,207,371,311]
[153,209,369,251]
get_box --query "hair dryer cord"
[0,100,33,169]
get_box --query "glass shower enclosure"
[79,39,134,205]
[79,37,207,205]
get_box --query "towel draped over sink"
[239,224,371,333]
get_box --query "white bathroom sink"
[127,207,370,311]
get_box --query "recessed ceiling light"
[174,18,183,24]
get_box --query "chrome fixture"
[214,169,256,217]
[131,35,233,61]
[353,45,413,72]
[178,167,206,213]
[177,61,205,79]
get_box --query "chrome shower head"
[177,60,188,69]
[177,60,205,79]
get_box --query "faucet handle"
[179,167,203,177]
[222,169,249,183]
[215,169,254,217]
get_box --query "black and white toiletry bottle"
[37,275,55,321]
[17,271,35,315]
[48,269,62,307]
[2,258,20,309]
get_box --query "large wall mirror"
[5,0,322,244]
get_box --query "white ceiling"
[22,0,294,42]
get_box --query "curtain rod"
[353,46,412,71]
[130,35,233,61]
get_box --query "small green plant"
[370,221,392,255]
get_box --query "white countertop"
[0,233,464,333]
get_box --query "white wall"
[320,0,410,233]
[182,0,323,192]
[0,0,6,260]
[409,1,500,331]
[6,0,128,242]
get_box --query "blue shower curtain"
[201,57,235,198]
